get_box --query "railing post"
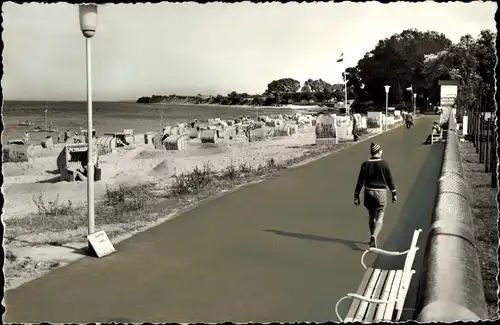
[491,131,497,189]
[479,115,484,163]
[485,118,490,172]
[474,112,479,149]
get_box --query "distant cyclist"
[354,142,397,248]
[405,112,414,129]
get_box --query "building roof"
[438,80,459,86]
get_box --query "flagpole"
[336,53,348,115]
[344,69,348,115]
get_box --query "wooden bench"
[431,129,443,144]
[335,229,422,323]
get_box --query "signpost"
[87,230,116,258]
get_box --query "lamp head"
[383,85,391,93]
[413,93,417,98]
[79,4,98,38]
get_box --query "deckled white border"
[494,30,499,320]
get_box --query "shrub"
[169,162,214,197]
[104,184,151,212]
[32,193,73,217]
[266,158,277,169]
[238,163,254,174]
[221,159,240,180]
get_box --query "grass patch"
[32,193,73,217]
[459,141,499,320]
[5,183,159,240]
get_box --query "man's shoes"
[369,236,378,248]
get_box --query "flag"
[405,86,412,91]
[336,53,344,63]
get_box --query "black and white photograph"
[1,1,498,322]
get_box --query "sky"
[2,1,497,101]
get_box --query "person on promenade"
[423,121,442,145]
[353,142,397,248]
[352,113,359,142]
[64,129,71,143]
[405,112,414,129]
[23,131,30,144]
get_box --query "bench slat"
[395,271,415,320]
[364,269,389,321]
[373,269,397,322]
[344,268,375,322]
[353,268,382,322]
[382,270,403,321]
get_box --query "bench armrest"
[335,293,395,322]
[361,248,410,269]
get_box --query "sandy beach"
[3,115,404,291]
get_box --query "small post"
[491,132,497,188]
[475,112,480,151]
[413,93,417,115]
[468,107,473,138]
[479,114,484,163]
[485,118,490,172]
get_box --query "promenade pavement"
[4,116,444,323]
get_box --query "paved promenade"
[5,117,444,323]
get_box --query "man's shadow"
[263,229,365,252]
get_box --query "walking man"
[353,142,397,247]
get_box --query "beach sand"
[3,121,400,291]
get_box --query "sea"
[2,101,300,144]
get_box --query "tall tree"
[265,78,301,95]
[349,29,452,106]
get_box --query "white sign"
[440,85,458,106]
[87,230,116,258]
[441,85,458,98]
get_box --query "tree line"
[136,78,350,107]
[138,28,495,112]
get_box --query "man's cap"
[371,142,381,155]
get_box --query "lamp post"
[79,4,98,238]
[384,85,390,131]
[413,93,417,115]
[344,71,349,115]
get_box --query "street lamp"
[79,4,98,238]
[384,85,390,131]
[413,93,417,115]
[344,72,350,115]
